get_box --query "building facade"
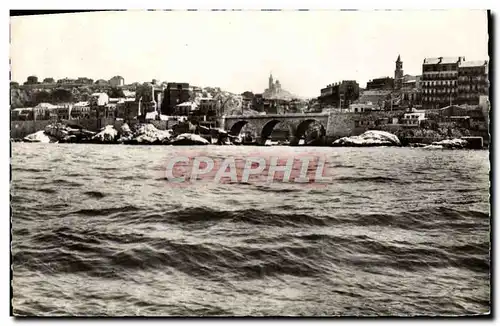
[241,91,254,110]
[366,77,394,90]
[89,93,110,107]
[421,56,465,109]
[263,99,288,114]
[197,97,217,117]
[109,76,125,87]
[457,60,489,106]
[161,82,190,115]
[75,77,94,85]
[400,75,422,106]
[319,80,360,109]
[348,102,378,113]
[401,110,426,127]
[266,73,281,96]
[57,78,77,85]
[42,78,55,84]
[25,76,39,85]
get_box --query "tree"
[43,78,55,84]
[213,92,242,116]
[77,86,92,101]
[51,88,73,103]
[34,90,51,104]
[108,87,125,98]
[10,88,26,108]
[10,81,19,88]
[135,84,153,102]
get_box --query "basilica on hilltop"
[262,73,295,100]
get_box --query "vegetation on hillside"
[10,85,126,108]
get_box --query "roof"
[35,103,57,109]
[369,76,392,81]
[423,57,464,65]
[176,101,198,108]
[459,60,488,68]
[73,101,89,107]
[360,90,392,95]
[350,103,376,107]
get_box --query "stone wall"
[325,113,355,140]
[11,120,53,139]
[325,111,404,142]
[11,117,120,139]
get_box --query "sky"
[10,10,489,98]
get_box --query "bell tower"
[268,72,274,91]
[394,55,403,90]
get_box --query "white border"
[2,1,498,325]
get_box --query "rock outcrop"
[171,133,210,145]
[332,130,401,147]
[44,122,95,143]
[424,138,468,149]
[23,130,56,143]
[92,125,118,143]
[124,123,172,144]
[117,123,134,142]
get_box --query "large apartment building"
[366,77,394,91]
[319,80,360,109]
[161,82,190,115]
[421,56,465,109]
[457,60,489,106]
[422,57,489,109]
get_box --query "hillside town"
[10,55,490,148]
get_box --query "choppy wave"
[11,144,490,316]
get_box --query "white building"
[401,109,426,126]
[90,93,110,106]
[348,102,379,113]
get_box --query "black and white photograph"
[9,9,491,317]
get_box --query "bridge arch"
[229,120,249,136]
[294,119,327,145]
[260,119,284,141]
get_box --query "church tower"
[269,73,274,92]
[394,55,403,90]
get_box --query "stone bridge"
[220,112,358,145]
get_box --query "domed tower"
[394,54,403,90]
[275,80,281,92]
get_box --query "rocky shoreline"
[13,122,480,149]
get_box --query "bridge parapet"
[222,111,404,145]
